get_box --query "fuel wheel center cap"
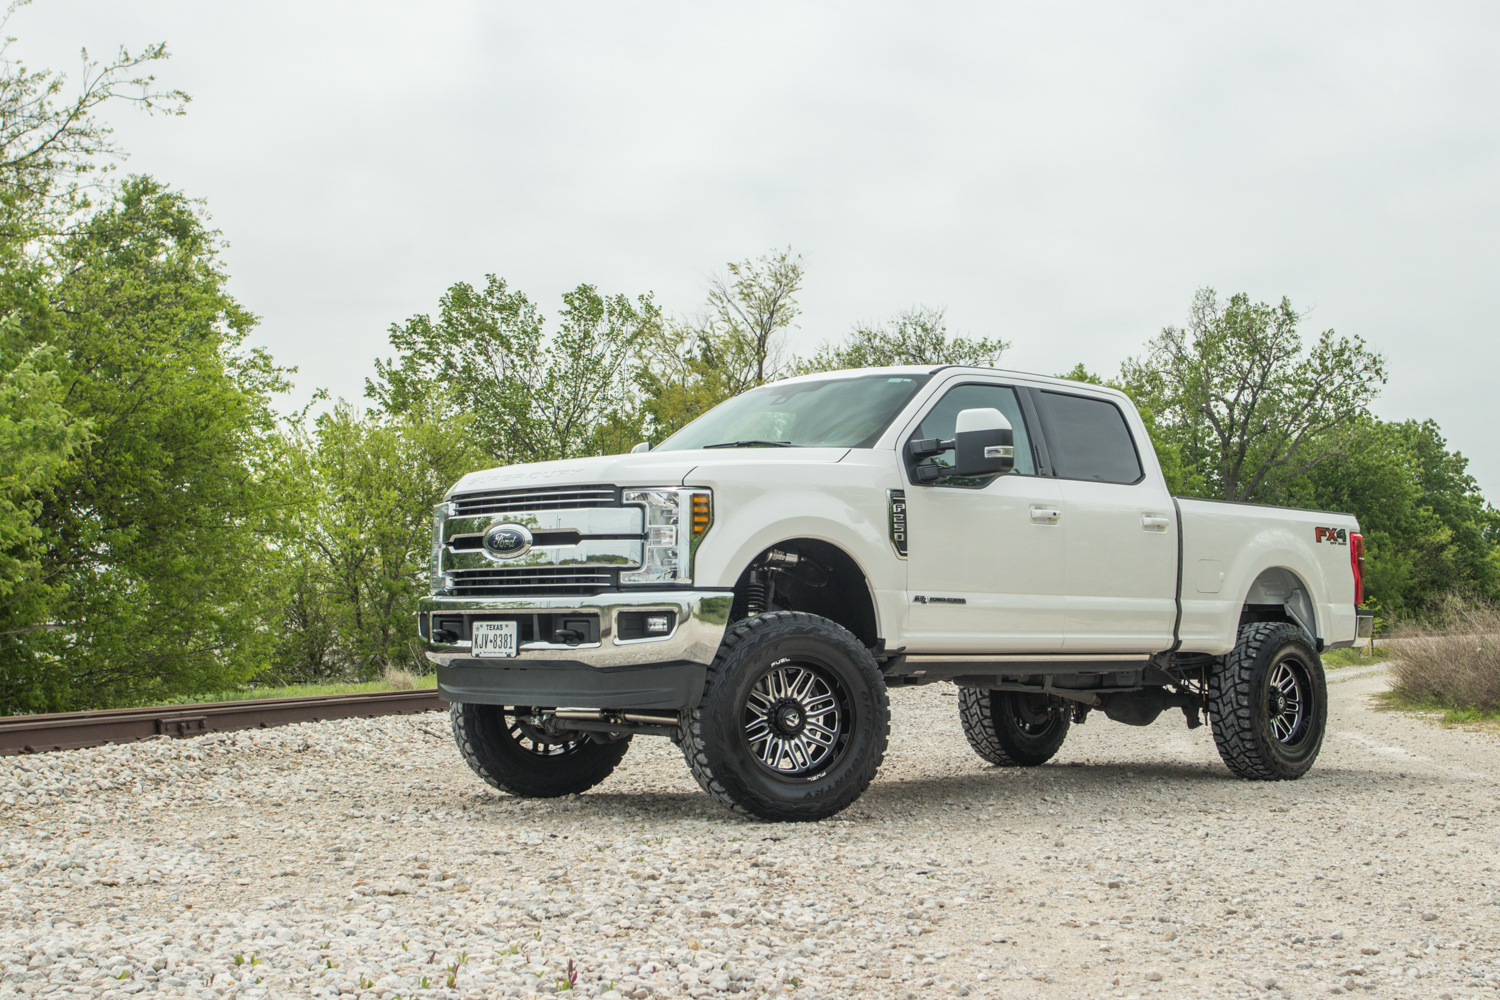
[769,699,806,737]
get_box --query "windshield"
[655,373,933,451]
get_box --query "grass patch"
[1322,645,1392,669]
[1387,596,1500,715]
[154,672,436,707]
[1376,689,1500,729]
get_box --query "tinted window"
[1037,390,1142,484]
[915,383,1037,477]
[657,374,931,450]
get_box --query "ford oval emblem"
[482,523,533,560]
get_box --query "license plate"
[471,621,518,658]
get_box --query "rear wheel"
[682,612,889,822]
[450,703,631,797]
[958,688,1070,766]
[1208,621,1327,780]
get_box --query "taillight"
[1350,532,1365,605]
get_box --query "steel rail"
[0,689,447,756]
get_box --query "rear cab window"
[1034,389,1143,484]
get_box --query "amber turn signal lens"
[691,494,712,538]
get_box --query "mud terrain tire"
[451,702,631,798]
[958,688,1071,766]
[1208,621,1327,780]
[682,612,889,822]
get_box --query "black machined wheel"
[683,612,889,822]
[958,688,1071,767]
[1208,621,1327,780]
[743,661,852,778]
[450,702,631,798]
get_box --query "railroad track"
[0,689,447,756]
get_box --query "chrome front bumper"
[416,590,733,710]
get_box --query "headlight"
[431,501,455,593]
[621,488,712,585]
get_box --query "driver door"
[900,380,1066,652]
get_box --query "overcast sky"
[16,1,1500,499]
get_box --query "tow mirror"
[952,407,1014,477]
[910,407,1014,482]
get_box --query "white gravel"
[2,665,1498,1000]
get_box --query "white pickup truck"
[419,366,1372,820]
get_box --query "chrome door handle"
[1029,506,1062,524]
[1142,514,1171,532]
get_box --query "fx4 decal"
[1315,526,1349,545]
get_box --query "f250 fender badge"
[887,489,908,558]
[1315,527,1349,545]
[912,595,966,605]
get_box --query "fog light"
[616,610,677,640]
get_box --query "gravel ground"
[2,663,1498,1000]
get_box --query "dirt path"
[2,664,1496,999]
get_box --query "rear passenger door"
[1032,389,1178,653]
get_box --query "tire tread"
[957,688,1069,767]
[681,611,889,822]
[450,702,630,798]
[1207,621,1325,781]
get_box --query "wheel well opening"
[729,539,880,649]
[1240,567,1318,643]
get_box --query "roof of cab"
[765,364,1131,401]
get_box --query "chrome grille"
[447,567,614,596]
[451,485,617,518]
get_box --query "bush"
[1388,597,1500,714]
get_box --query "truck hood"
[448,447,853,496]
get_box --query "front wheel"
[958,688,1071,766]
[450,703,631,797]
[1208,621,1327,780]
[682,612,889,822]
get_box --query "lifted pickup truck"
[419,366,1372,821]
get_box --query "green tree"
[702,247,803,393]
[0,326,90,659]
[0,6,186,243]
[0,177,291,714]
[626,248,809,443]
[630,321,738,444]
[268,402,483,682]
[368,276,660,463]
[1122,288,1386,502]
[1282,418,1499,616]
[799,306,1008,374]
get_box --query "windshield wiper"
[702,439,795,449]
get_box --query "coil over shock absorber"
[743,574,769,617]
[739,548,801,618]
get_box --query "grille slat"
[448,566,613,597]
[452,484,617,518]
